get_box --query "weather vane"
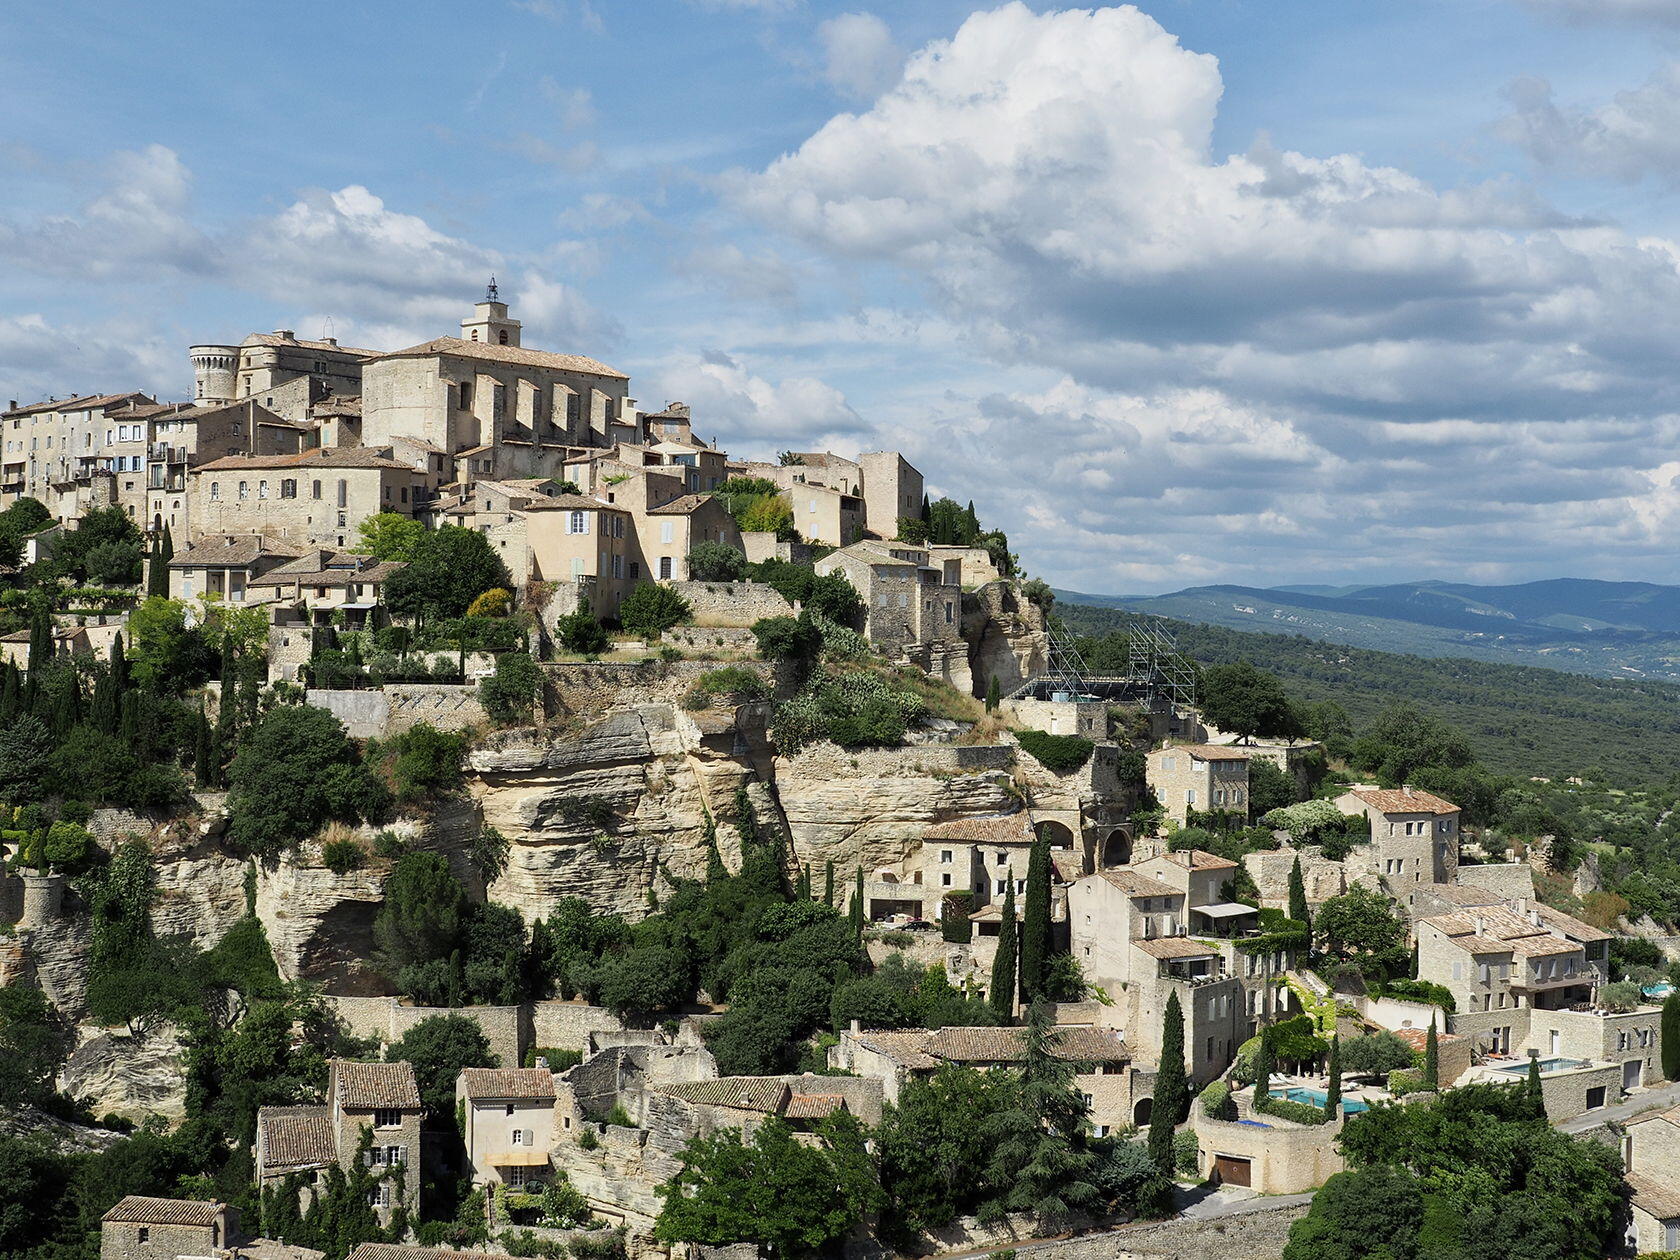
[486,275,499,302]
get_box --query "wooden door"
[1213,1155,1252,1188]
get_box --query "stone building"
[191,330,375,420]
[100,1196,235,1260]
[189,447,432,548]
[1624,1106,1680,1253]
[247,550,406,630]
[255,1059,422,1227]
[457,1066,558,1189]
[1335,785,1460,890]
[167,535,307,604]
[816,540,962,657]
[1145,744,1251,825]
[0,391,153,514]
[524,494,636,618]
[144,399,308,536]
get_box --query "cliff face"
[964,582,1051,699]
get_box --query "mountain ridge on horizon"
[1055,576,1680,681]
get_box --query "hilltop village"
[2,292,1678,1260]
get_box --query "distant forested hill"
[1059,602,1680,786]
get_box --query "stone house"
[167,534,308,604]
[0,624,90,670]
[641,493,740,582]
[142,398,309,537]
[828,1023,1133,1134]
[856,450,924,540]
[1192,1109,1345,1194]
[1335,785,1460,890]
[189,447,431,549]
[0,391,154,512]
[255,1059,422,1227]
[815,540,962,656]
[247,550,406,630]
[1624,1106,1680,1253]
[100,1197,236,1260]
[457,1066,558,1189]
[524,494,635,618]
[1416,904,1596,1027]
[1145,744,1251,825]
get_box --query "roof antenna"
[486,275,499,302]
[321,315,335,342]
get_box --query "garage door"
[1213,1155,1252,1188]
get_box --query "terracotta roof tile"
[195,447,416,473]
[924,814,1035,844]
[783,1093,846,1119]
[349,1247,491,1260]
[1133,937,1220,959]
[375,336,626,380]
[1155,744,1251,762]
[171,535,308,569]
[243,332,379,358]
[1095,869,1180,898]
[102,1196,223,1226]
[646,493,714,515]
[459,1067,557,1101]
[922,1025,1129,1064]
[1155,849,1238,872]
[852,1030,939,1070]
[258,1105,335,1169]
[332,1059,420,1110]
[1347,786,1459,815]
[656,1077,789,1112]
[1629,1172,1680,1221]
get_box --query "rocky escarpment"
[472,705,759,924]
[964,581,1051,698]
[62,1023,190,1123]
[255,858,393,994]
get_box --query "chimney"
[850,1019,861,1036]
[1472,914,1485,935]
[275,329,294,340]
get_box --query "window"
[371,1146,386,1165]
[210,482,220,501]
[940,850,952,863]
[567,511,587,535]
[338,479,348,508]
[281,478,297,499]
[1186,789,1197,805]
[312,479,322,500]
[996,851,1008,865]
[386,1145,401,1166]
[138,1228,150,1244]
[238,481,249,500]
[628,561,640,579]
[258,479,269,498]
[660,521,674,544]
[512,1128,528,1145]
[506,1103,516,1117]
[940,873,952,887]
[659,556,673,580]
[374,1108,402,1129]
[368,1184,392,1208]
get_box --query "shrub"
[618,583,691,639]
[752,615,820,661]
[1372,978,1456,1012]
[480,652,543,724]
[772,669,925,753]
[1199,1080,1232,1119]
[682,666,770,710]
[466,588,512,618]
[1601,980,1643,1013]
[41,820,95,872]
[578,1127,600,1150]
[373,830,408,858]
[687,541,748,581]
[1387,1067,1427,1095]
[941,891,974,943]
[557,597,610,655]
[1015,730,1094,773]
[385,722,467,802]
[523,1047,584,1071]
[1255,1095,1329,1126]
[322,838,364,874]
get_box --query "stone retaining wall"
[666,580,793,628]
[306,684,488,738]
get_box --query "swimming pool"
[1271,1087,1370,1114]
[1498,1057,1588,1074]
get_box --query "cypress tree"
[0,663,19,724]
[1664,993,1680,1081]
[217,633,237,735]
[1288,854,1309,927]
[848,865,865,935]
[1255,1029,1274,1112]
[1524,1054,1545,1119]
[156,526,174,592]
[1324,1034,1342,1120]
[989,884,1017,1024]
[1423,1019,1440,1091]
[702,811,726,883]
[1148,990,1187,1174]
[50,676,77,739]
[1018,830,1051,1004]
[194,709,214,788]
[796,864,811,899]
[986,674,1001,714]
[26,601,51,677]
[823,859,835,907]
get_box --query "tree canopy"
[383,526,512,622]
[1198,661,1302,743]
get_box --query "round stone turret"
[19,873,63,929]
[189,344,239,405]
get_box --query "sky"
[3,0,1680,595]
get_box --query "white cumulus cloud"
[816,12,904,100]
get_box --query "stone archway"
[1101,827,1132,869]
[1035,819,1077,851]
[1133,1097,1153,1126]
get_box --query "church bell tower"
[460,277,522,347]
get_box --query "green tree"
[618,582,692,639]
[1423,1021,1439,1091]
[1255,1029,1274,1107]
[1325,1034,1342,1121]
[1147,991,1187,1174]
[1315,885,1407,972]
[823,860,835,907]
[657,1113,878,1258]
[1341,1032,1417,1079]
[356,512,427,562]
[875,1065,1022,1235]
[1249,755,1298,814]
[382,722,466,802]
[1524,1056,1544,1118]
[986,674,1001,713]
[478,651,542,725]
[594,946,693,1026]
[556,596,610,654]
[1198,661,1302,743]
[1282,1166,1424,1260]
[373,852,467,982]
[1665,992,1680,1081]
[1348,703,1476,787]
[0,983,70,1109]
[686,541,748,581]
[990,884,1017,1023]
[848,866,864,934]
[127,596,214,693]
[0,713,51,801]
[386,1015,497,1126]
[228,705,386,856]
[383,525,512,622]
[1288,854,1310,929]
[1018,831,1051,1003]
[146,527,173,598]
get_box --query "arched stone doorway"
[1101,827,1131,869]
[1133,1097,1153,1126]
[1035,819,1077,851]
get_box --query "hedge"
[1015,729,1094,773]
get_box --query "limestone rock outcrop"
[62,1023,190,1123]
[963,581,1050,699]
[255,860,392,994]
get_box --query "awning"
[490,1150,551,1166]
[339,601,378,611]
[1195,902,1259,919]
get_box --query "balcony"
[1512,961,1601,992]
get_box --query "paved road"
[1559,1080,1680,1134]
[1174,1184,1316,1219]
